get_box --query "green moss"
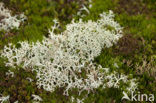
[0,0,86,45]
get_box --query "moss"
[0,0,87,46]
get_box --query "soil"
[114,0,149,15]
[114,34,142,56]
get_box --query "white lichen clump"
[1,11,137,98]
[32,94,43,102]
[71,96,85,103]
[6,70,14,77]
[0,95,10,103]
[77,0,92,17]
[26,77,34,82]
[0,2,26,31]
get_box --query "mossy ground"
[0,0,156,103]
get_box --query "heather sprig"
[0,2,26,31]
